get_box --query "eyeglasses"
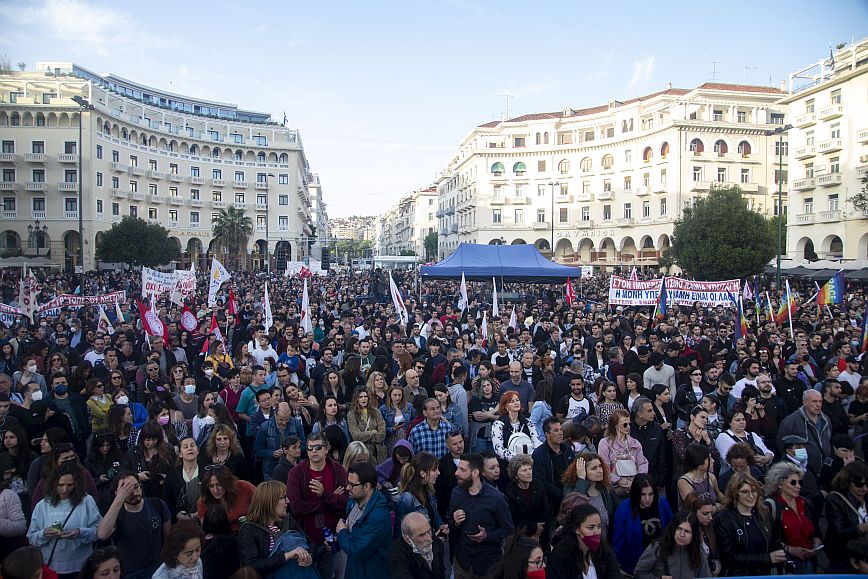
[786,479,801,486]
[203,464,225,472]
[852,480,868,488]
[111,376,123,380]
[529,556,546,569]
[346,481,364,488]
[307,445,325,452]
[690,372,702,377]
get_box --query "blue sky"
[1,0,865,217]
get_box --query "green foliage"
[424,231,438,260]
[212,207,253,269]
[399,249,417,256]
[848,176,868,217]
[95,216,179,267]
[334,239,372,263]
[670,185,776,280]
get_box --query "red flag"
[227,288,238,317]
[629,267,639,281]
[300,266,312,279]
[180,305,198,332]
[565,277,577,306]
[200,314,227,355]
[137,300,168,346]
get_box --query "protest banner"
[608,277,740,307]
[36,291,128,315]
[608,276,664,306]
[142,267,178,297]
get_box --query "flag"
[300,278,313,335]
[283,111,288,126]
[114,301,125,323]
[508,305,517,330]
[136,300,167,345]
[18,270,38,322]
[481,311,489,349]
[457,272,468,313]
[227,288,238,316]
[728,293,749,340]
[190,261,195,273]
[774,290,797,325]
[565,277,577,306]
[860,303,868,354]
[652,276,667,326]
[200,314,226,355]
[263,283,273,333]
[96,305,115,335]
[388,272,408,328]
[492,277,499,318]
[180,305,198,332]
[816,271,845,306]
[784,279,796,336]
[629,267,638,281]
[742,279,754,301]
[765,291,775,321]
[208,258,231,307]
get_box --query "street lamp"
[548,181,559,260]
[766,123,793,290]
[71,95,94,280]
[27,219,47,257]
[265,172,275,273]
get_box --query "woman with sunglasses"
[674,368,705,428]
[197,465,255,534]
[168,365,187,395]
[825,460,868,573]
[46,353,69,378]
[763,462,820,574]
[84,379,112,435]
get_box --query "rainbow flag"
[774,294,796,325]
[816,271,845,306]
[861,304,868,354]
[652,276,667,326]
[727,292,749,340]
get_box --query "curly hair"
[763,461,802,498]
[46,462,88,506]
[507,454,533,482]
[561,451,611,488]
[721,472,768,521]
[205,424,242,458]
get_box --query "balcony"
[818,210,842,222]
[738,182,759,193]
[793,178,816,191]
[0,153,17,163]
[576,192,593,202]
[96,212,104,222]
[278,225,289,232]
[110,162,126,173]
[652,183,667,194]
[555,193,572,203]
[445,206,456,215]
[819,105,843,121]
[2,211,16,219]
[597,190,613,200]
[128,166,144,176]
[795,213,815,224]
[147,218,159,225]
[794,145,816,159]
[58,182,78,191]
[817,173,843,187]
[211,179,225,187]
[532,221,550,230]
[168,220,178,228]
[490,196,505,205]
[57,154,77,163]
[130,192,144,201]
[255,182,269,190]
[859,129,868,144]
[233,181,248,189]
[32,211,46,219]
[439,227,449,235]
[818,138,842,154]
[435,209,445,218]
[634,186,649,197]
[188,199,204,207]
[691,181,711,191]
[0,182,18,190]
[25,182,47,191]
[63,211,79,219]
[168,173,184,182]
[577,220,594,229]
[617,217,635,225]
[256,202,267,210]
[511,195,530,205]
[146,170,166,180]
[233,201,246,209]
[793,113,816,128]
[213,201,226,208]
[168,196,184,205]
[112,215,121,224]
[110,189,127,198]
[450,223,459,233]
[151,195,165,204]
[858,165,868,179]
[188,176,204,185]
[25,153,46,163]
[255,225,266,233]
[189,222,201,229]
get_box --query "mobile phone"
[811,544,824,552]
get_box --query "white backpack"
[507,430,534,456]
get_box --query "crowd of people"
[0,264,867,579]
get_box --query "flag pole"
[785,279,795,339]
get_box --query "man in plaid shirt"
[409,398,454,458]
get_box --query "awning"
[491,162,505,174]
[513,162,527,173]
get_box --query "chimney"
[667,82,672,90]
[779,80,787,92]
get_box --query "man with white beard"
[389,512,447,579]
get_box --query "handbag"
[46,502,79,567]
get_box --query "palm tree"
[212,206,253,270]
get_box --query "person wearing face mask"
[45,372,89,455]
[486,535,547,579]
[196,362,224,396]
[389,511,447,579]
[13,357,47,400]
[777,434,824,519]
[548,503,622,579]
[173,376,200,435]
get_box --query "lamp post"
[28,219,47,257]
[71,95,94,280]
[766,124,793,290]
[265,172,275,273]
[548,181,559,260]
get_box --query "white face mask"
[204,369,214,377]
[30,390,43,402]
[26,365,38,374]
[201,415,215,426]
[115,395,129,406]
[184,385,196,395]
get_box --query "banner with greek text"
[36,291,128,314]
[608,277,740,307]
[0,303,23,327]
[142,267,178,297]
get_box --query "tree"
[424,231,438,261]
[212,206,253,270]
[848,175,868,217]
[399,249,417,256]
[669,185,776,280]
[95,216,179,267]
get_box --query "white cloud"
[627,55,656,92]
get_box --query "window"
[9,112,19,126]
[190,212,200,224]
[129,155,138,167]
[208,130,219,141]
[624,176,632,190]
[514,137,525,148]
[581,206,590,221]
[661,169,667,184]
[557,132,572,145]
[643,147,653,162]
[559,207,568,223]
[32,141,44,154]
[560,183,569,195]
[148,208,158,220]
[603,205,611,220]
[689,139,704,154]
[2,198,14,211]
[643,201,650,218]
[112,150,119,162]
[717,168,727,182]
[212,169,222,179]
[96,199,103,214]
[583,130,595,142]
[559,159,571,174]
[191,189,200,200]
[740,168,750,183]
[235,193,245,204]
[253,173,267,184]
[96,144,102,159]
[149,159,157,171]
[65,198,78,212]
[737,111,747,123]
[231,133,243,144]
[96,172,102,187]
[830,123,841,139]
[771,113,785,125]
[149,184,157,196]
[64,142,76,155]
[738,141,751,156]
[235,171,245,182]
[805,163,814,178]
[775,141,788,156]
[806,131,814,146]
[253,135,267,146]
[514,184,525,198]
[257,194,266,205]
[112,203,119,216]
[492,209,502,223]
[537,160,546,172]
[623,203,632,219]
[2,169,14,182]
[191,166,200,177]
[279,195,288,205]
[169,163,178,175]
[212,191,222,202]
[625,149,632,163]
[33,198,45,212]
[713,110,723,122]
[643,173,650,187]
[279,174,288,184]
[493,185,502,198]
[169,209,178,221]
[537,184,546,197]
[257,152,266,163]
[714,140,728,155]
[829,194,839,211]
[602,154,613,169]
[806,99,815,113]
[64,170,77,183]
[278,216,288,227]
[660,198,667,216]
[804,197,813,214]
[830,157,840,173]
[774,169,788,185]
[170,187,178,198]
[514,209,524,223]
[831,89,841,104]
[692,166,702,181]
[537,209,546,223]
[33,169,46,182]
[256,215,266,227]
[111,176,119,188]
[580,157,591,172]
[583,181,591,194]
[535,133,542,145]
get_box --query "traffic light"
[321,246,331,271]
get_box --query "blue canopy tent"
[420,243,582,283]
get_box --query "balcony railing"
[793,113,816,128]
[57,154,77,163]
[58,183,78,191]
[234,181,248,188]
[0,153,18,163]
[189,176,205,185]
[795,213,815,224]
[25,153,47,163]
[818,139,843,154]
[0,182,18,190]
[818,105,843,120]
[634,186,649,197]
[63,211,79,219]
[168,173,184,182]
[26,182,47,191]
[794,145,816,159]
[168,196,184,205]
[2,210,16,219]
[817,173,843,187]
[31,211,46,219]
[213,201,226,208]
[211,179,226,187]
[793,178,816,191]
[818,210,841,222]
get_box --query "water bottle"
[322,527,338,553]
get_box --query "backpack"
[507,430,535,456]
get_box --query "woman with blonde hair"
[342,441,371,471]
[365,371,389,409]
[201,424,247,479]
[346,387,387,465]
[380,384,414,453]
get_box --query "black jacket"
[824,490,865,569]
[713,507,780,577]
[50,392,91,442]
[434,453,459,521]
[237,517,306,577]
[673,384,701,424]
[631,419,666,488]
[389,535,446,579]
[531,441,575,509]
[503,480,554,538]
[547,536,623,579]
[201,533,240,579]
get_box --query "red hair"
[497,391,520,415]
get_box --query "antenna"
[743,66,758,85]
[708,61,719,83]
[497,93,513,121]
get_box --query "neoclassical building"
[0,62,316,271]
[435,82,789,268]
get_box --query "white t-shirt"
[564,397,592,420]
